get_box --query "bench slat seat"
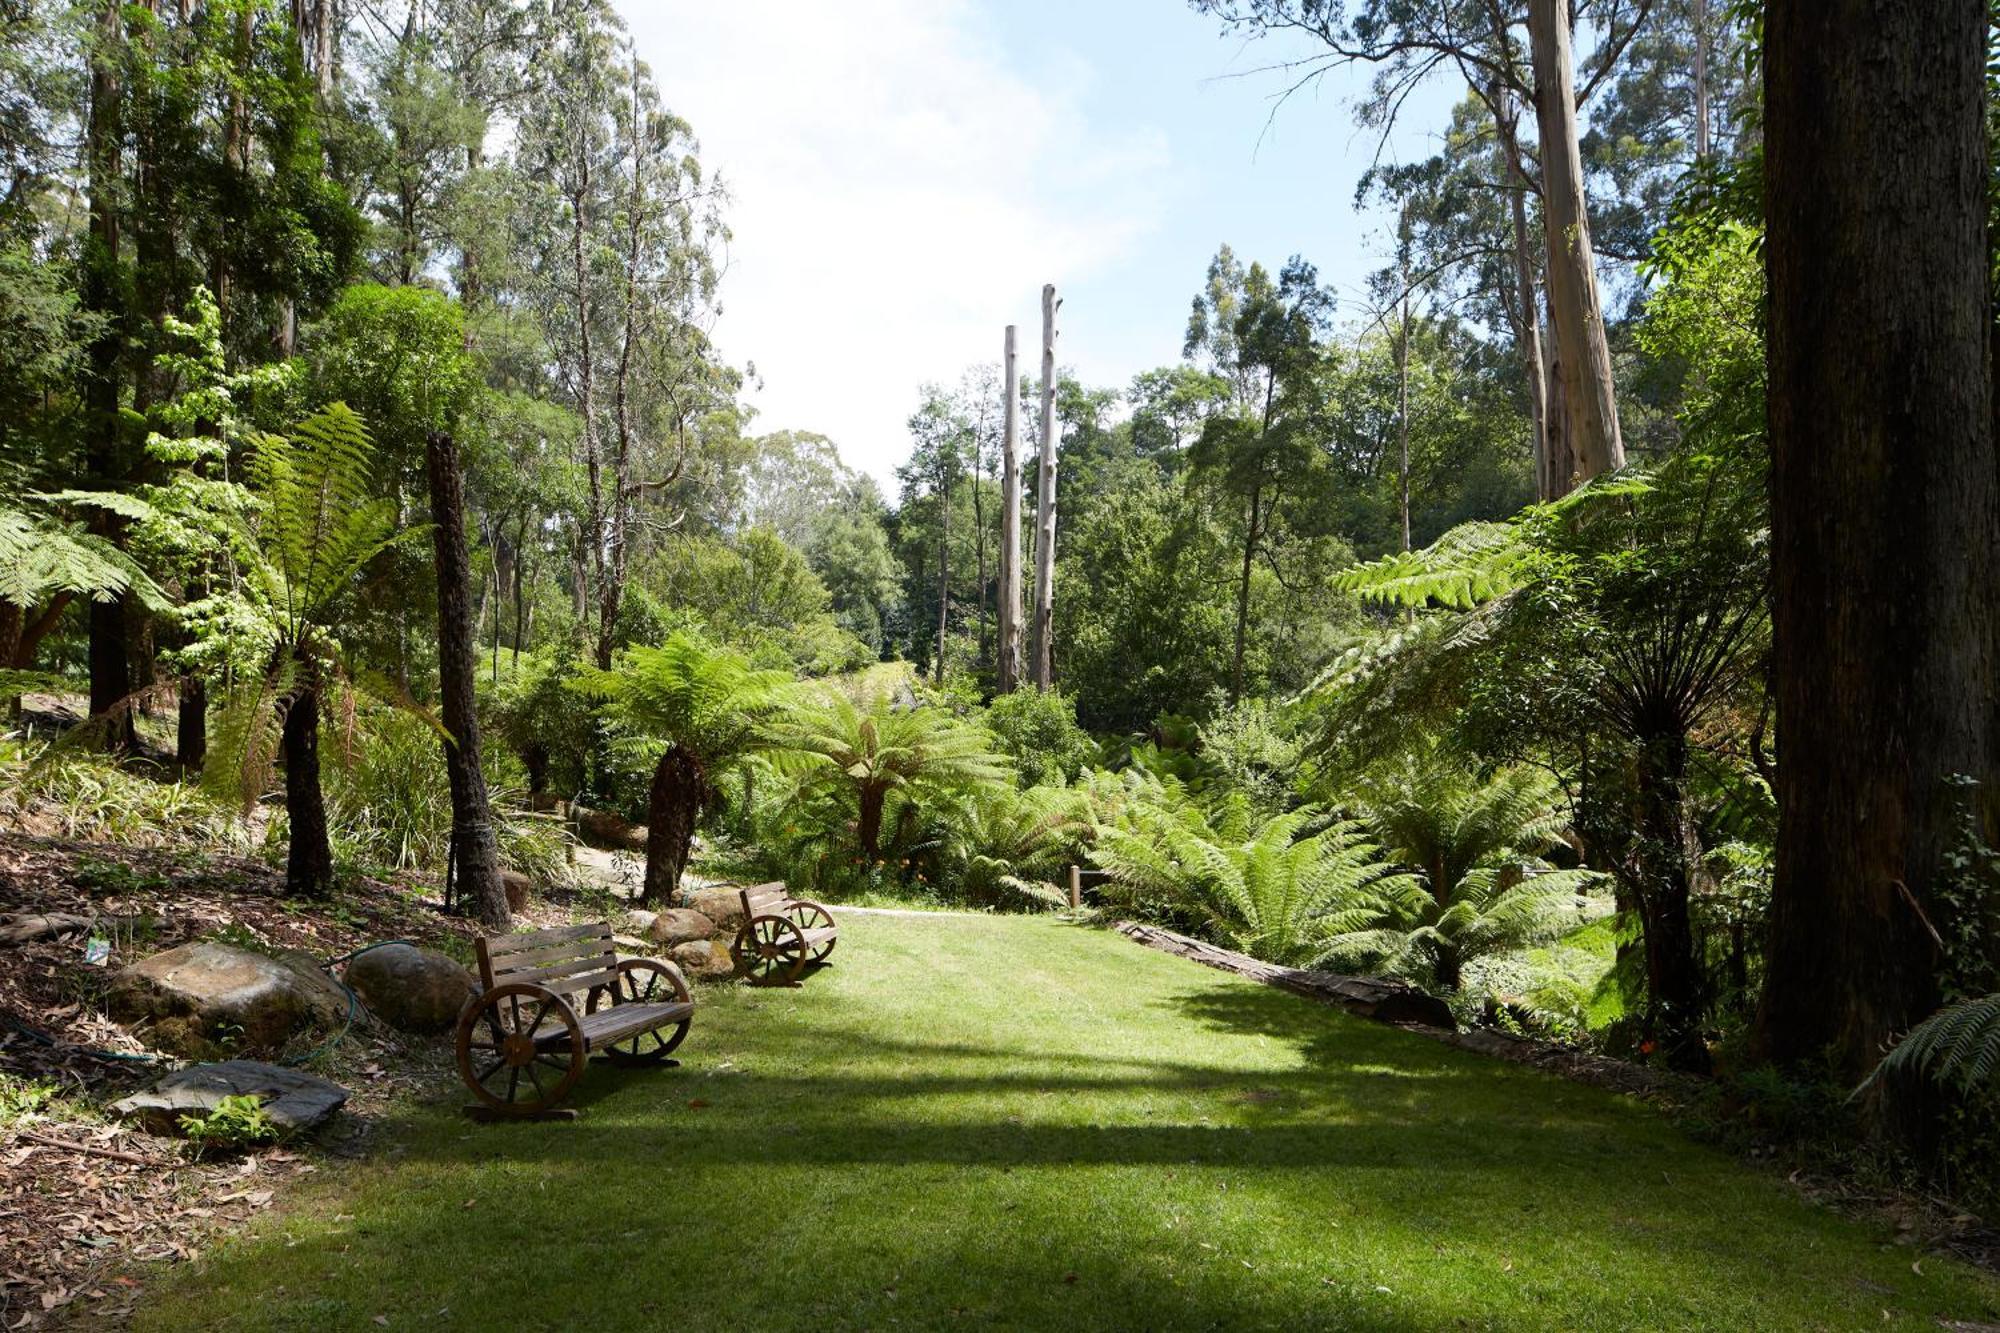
[540,1000,697,1050]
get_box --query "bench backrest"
[737,881,791,919]
[475,922,617,999]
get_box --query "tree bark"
[1030,285,1059,692]
[281,670,335,896]
[1397,288,1411,553]
[997,324,1024,693]
[83,0,134,752]
[1528,0,1624,484]
[1627,726,1709,1072]
[1691,0,1711,163]
[1756,0,1998,1083]
[642,746,705,907]
[1492,85,1552,501]
[857,782,886,862]
[935,443,951,685]
[427,430,508,930]
[177,674,205,772]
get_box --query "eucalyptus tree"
[513,0,728,669]
[1190,0,1673,495]
[1183,248,1337,701]
[1756,0,2000,1085]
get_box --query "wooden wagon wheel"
[732,915,807,986]
[787,899,838,965]
[585,959,691,1065]
[455,982,586,1115]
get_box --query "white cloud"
[621,0,1167,491]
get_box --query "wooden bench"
[729,882,838,986]
[454,922,694,1116]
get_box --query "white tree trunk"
[997,324,1024,694]
[1029,285,1059,692]
[1692,0,1711,162]
[1529,0,1624,484]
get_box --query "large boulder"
[107,941,348,1057]
[343,942,477,1033]
[681,886,749,934]
[646,908,716,947]
[573,805,647,853]
[110,1060,348,1135]
[670,939,738,982]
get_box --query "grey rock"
[110,1060,348,1135]
[107,941,348,1057]
[342,942,476,1033]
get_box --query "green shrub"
[324,705,578,884]
[0,740,249,849]
[178,1093,281,1156]
[983,689,1094,788]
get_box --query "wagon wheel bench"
[729,882,838,987]
[455,922,694,1116]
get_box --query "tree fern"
[1866,994,2000,1095]
[1333,521,1530,610]
[1332,756,1607,990]
[1091,794,1413,966]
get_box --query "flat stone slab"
[110,1060,349,1135]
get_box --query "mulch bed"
[0,831,579,1330]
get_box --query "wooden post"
[997,325,1023,693]
[1029,284,1060,692]
[1068,864,1082,910]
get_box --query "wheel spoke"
[524,1059,546,1101]
[506,1066,521,1103]
[475,1057,505,1085]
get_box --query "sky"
[624,0,1461,494]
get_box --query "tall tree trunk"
[1528,0,1624,484]
[282,669,335,896]
[1397,289,1411,553]
[1230,478,1261,704]
[427,429,509,929]
[935,453,950,685]
[973,414,989,676]
[84,0,134,752]
[1755,0,1999,1083]
[997,324,1023,693]
[642,747,706,906]
[1492,86,1552,500]
[1030,285,1059,692]
[1691,0,1711,163]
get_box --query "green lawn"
[136,913,1999,1332]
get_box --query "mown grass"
[134,913,1999,1331]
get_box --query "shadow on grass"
[137,919,2000,1333]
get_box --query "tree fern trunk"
[858,784,886,862]
[643,746,706,907]
[282,674,335,896]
